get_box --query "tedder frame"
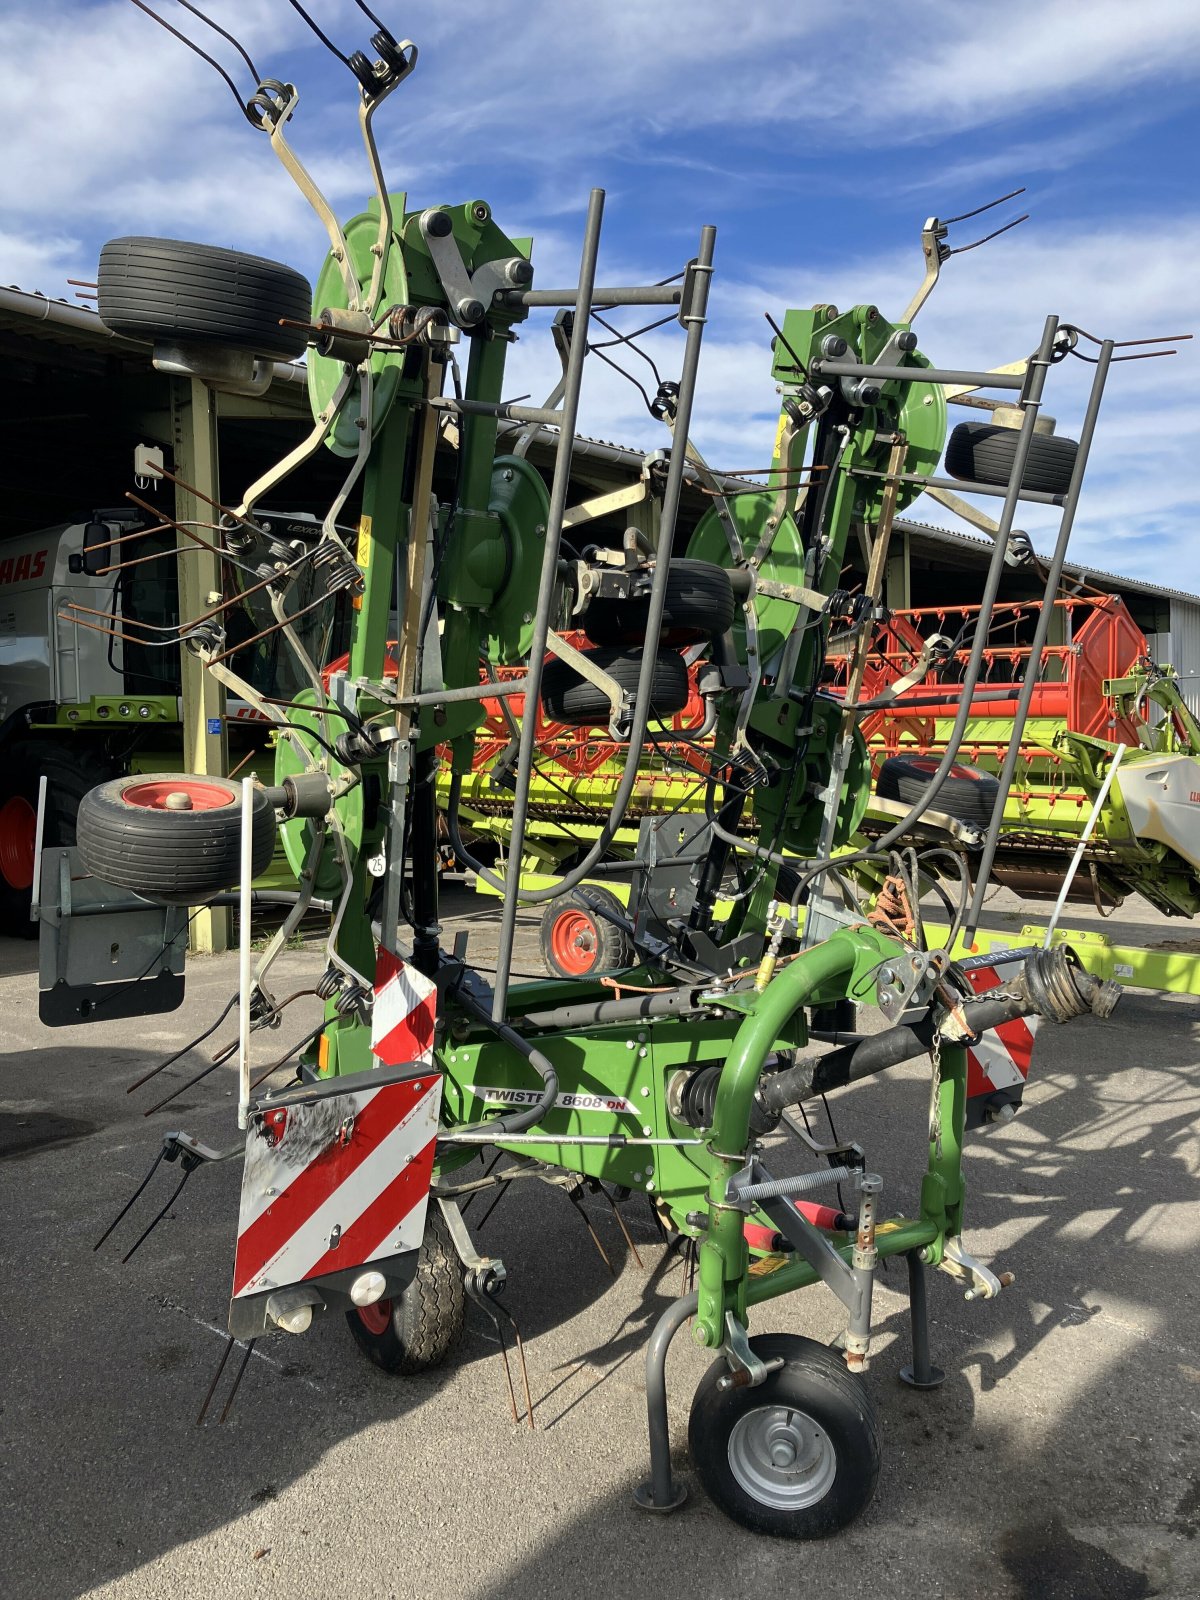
[57,6,1183,1540]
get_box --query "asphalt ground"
[2,885,1198,1600]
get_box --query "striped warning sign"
[371,948,438,1067]
[964,963,1040,1096]
[233,1073,442,1300]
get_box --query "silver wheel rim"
[727,1405,836,1511]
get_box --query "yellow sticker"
[356,514,373,570]
[772,410,788,465]
[748,1252,789,1278]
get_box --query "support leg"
[633,1290,697,1513]
[899,1248,945,1390]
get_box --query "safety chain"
[928,1025,944,1161]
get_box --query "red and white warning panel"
[963,962,1041,1126]
[371,948,437,1067]
[232,1070,442,1310]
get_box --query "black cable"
[354,0,389,28]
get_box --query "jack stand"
[899,1249,945,1390]
[634,1290,696,1514]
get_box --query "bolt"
[640,1086,650,1098]
[643,1125,653,1137]
[457,297,485,324]
[424,209,453,238]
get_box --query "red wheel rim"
[0,796,36,891]
[357,1298,393,1336]
[550,908,598,976]
[121,778,237,811]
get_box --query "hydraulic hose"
[448,985,560,1140]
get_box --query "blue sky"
[3,1,1198,587]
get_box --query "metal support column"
[171,377,229,953]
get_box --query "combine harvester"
[461,591,1200,986]
[39,7,1190,1539]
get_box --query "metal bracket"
[876,947,952,1023]
[716,1312,784,1392]
[939,1237,1012,1301]
[419,209,530,329]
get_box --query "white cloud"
[0,1,1194,591]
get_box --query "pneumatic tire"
[76,773,275,905]
[876,755,999,830]
[97,237,312,360]
[944,421,1078,496]
[540,647,689,726]
[582,559,736,647]
[0,741,120,937]
[688,1332,881,1539]
[345,1209,466,1375]
[539,887,636,979]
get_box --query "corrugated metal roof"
[898,517,1200,607]
[2,284,1195,608]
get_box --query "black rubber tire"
[540,647,689,726]
[688,1332,881,1539]
[76,772,275,905]
[98,237,312,360]
[0,740,119,938]
[582,559,736,648]
[539,887,636,980]
[876,754,999,830]
[944,421,1078,496]
[345,1208,466,1375]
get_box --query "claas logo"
[0,550,48,585]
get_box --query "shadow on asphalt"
[2,970,1197,1596]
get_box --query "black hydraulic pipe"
[453,986,559,1137]
[410,745,441,977]
[688,787,746,935]
[431,396,565,427]
[758,992,1030,1115]
[518,987,705,1032]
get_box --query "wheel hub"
[727,1405,836,1511]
